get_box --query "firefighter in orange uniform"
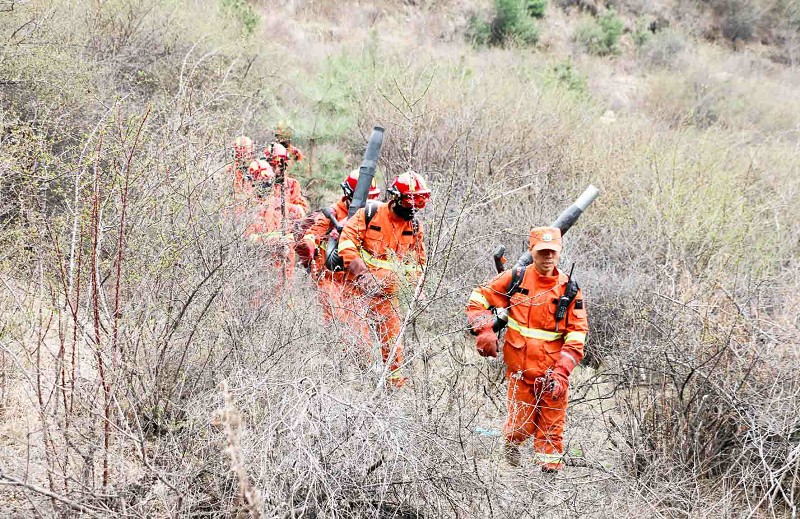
[270,122,304,167]
[244,153,308,284]
[337,171,430,387]
[296,169,381,325]
[465,227,589,471]
[228,136,255,200]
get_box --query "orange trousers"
[503,375,568,465]
[250,241,295,307]
[334,285,403,372]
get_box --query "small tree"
[468,0,541,47]
[527,0,548,19]
[573,9,624,56]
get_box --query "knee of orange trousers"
[370,296,402,367]
[333,284,375,360]
[270,247,296,279]
[532,394,568,454]
[503,378,541,444]
[316,276,344,322]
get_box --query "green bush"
[220,0,259,36]
[467,0,540,47]
[466,14,493,46]
[546,60,588,95]
[526,0,548,18]
[573,9,624,55]
[632,18,653,47]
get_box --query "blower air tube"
[325,126,385,271]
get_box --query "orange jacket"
[302,198,349,275]
[228,161,253,199]
[305,199,348,245]
[466,267,588,383]
[338,202,426,284]
[282,176,309,216]
[244,177,308,241]
[287,144,304,163]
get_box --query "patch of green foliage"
[573,9,624,56]
[316,147,350,192]
[632,18,653,47]
[468,0,541,47]
[526,0,548,19]
[546,60,588,95]
[220,0,259,36]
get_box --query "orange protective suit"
[337,202,426,382]
[286,144,304,164]
[300,200,350,317]
[466,263,589,470]
[243,177,309,284]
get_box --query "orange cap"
[529,227,562,252]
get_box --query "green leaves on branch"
[220,0,259,36]
[573,9,624,56]
[468,0,544,47]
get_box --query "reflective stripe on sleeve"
[506,317,563,341]
[564,331,586,344]
[561,351,578,367]
[469,290,490,309]
[338,239,357,253]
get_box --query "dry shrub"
[1,0,799,516]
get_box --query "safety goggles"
[398,192,430,209]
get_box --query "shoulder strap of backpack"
[364,201,379,226]
[506,265,525,298]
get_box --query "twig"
[0,472,103,518]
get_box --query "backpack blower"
[325,126,385,271]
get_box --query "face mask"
[392,203,415,221]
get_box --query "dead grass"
[0,0,798,516]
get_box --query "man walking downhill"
[466,227,589,471]
[337,171,430,388]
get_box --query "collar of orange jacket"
[526,265,563,289]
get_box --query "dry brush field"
[1,0,799,516]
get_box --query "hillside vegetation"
[1,0,799,516]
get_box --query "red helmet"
[388,171,431,209]
[233,136,254,161]
[341,169,380,200]
[266,142,288,170]
[248,159,275,187]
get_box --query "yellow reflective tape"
[506,318,563,341]
[564,332,586,344]
[469,290,490,309]
[533,452,564,464]
[338,239,356,252]
[360,249,422,275]
[262,231,295,241]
